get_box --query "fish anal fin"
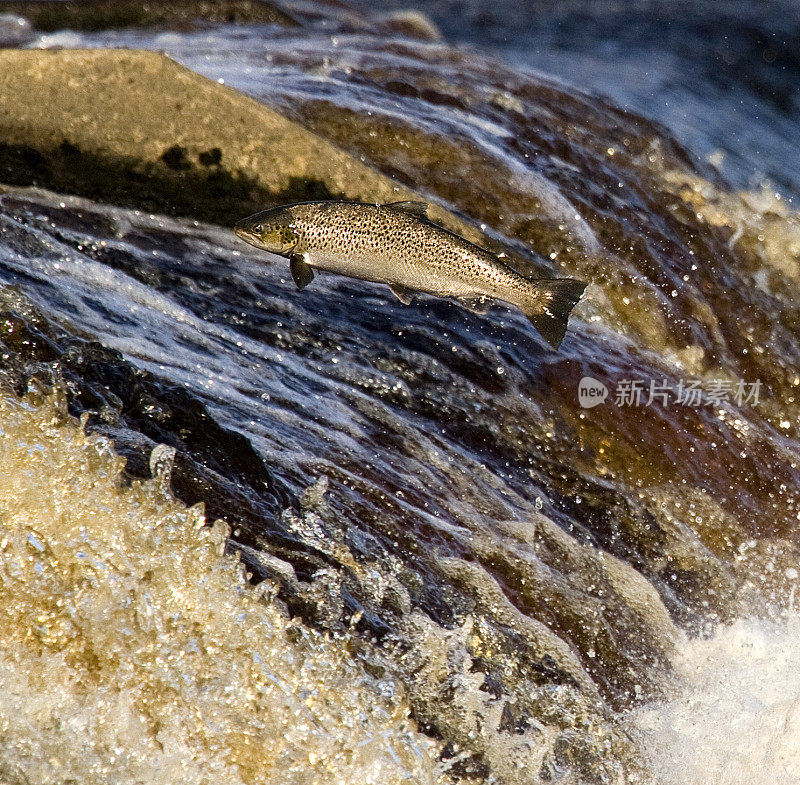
[289,254,315,290]
[456,295,492,315]
[389,283,415,304]
[385,200,429,219]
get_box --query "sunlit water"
[0,1,799,782]
[0,390,443,785]
[630,615,800,785]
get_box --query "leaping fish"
[234,200,586,348]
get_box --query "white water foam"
[0,391,445,785]
[630,615,800,785]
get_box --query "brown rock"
[0,0,299,32]
[0,48,477,237]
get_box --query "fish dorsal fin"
[385,200,429,219]
[289,254,315,290]
[389,283,415,304]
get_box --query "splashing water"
[2,0,800,781]
[0,390,445,785]
[631,614,800,785]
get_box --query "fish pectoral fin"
[456,295,492,314]
[389,283,416,305]
[289,254,315,290]
[385,200,429,219]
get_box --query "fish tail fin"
[519,278,587,349]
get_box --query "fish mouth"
[233,218,254,239]
[234,223,268,251]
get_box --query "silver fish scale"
[292,202,533,302]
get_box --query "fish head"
[234,205,301,256]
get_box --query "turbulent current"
[0,1,799,783]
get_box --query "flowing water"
[1,1,799,783]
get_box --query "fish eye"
[252,224,264,235]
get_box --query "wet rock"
[0,0,298,32]
[0,287,320,579]
[378,10,442,42]
[0,49,478,239]
[0,280,655,780]
[0,281,456,641]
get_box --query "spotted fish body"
[234,200,586,348]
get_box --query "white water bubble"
[630,616,800,785]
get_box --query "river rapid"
[0,1,799,783]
